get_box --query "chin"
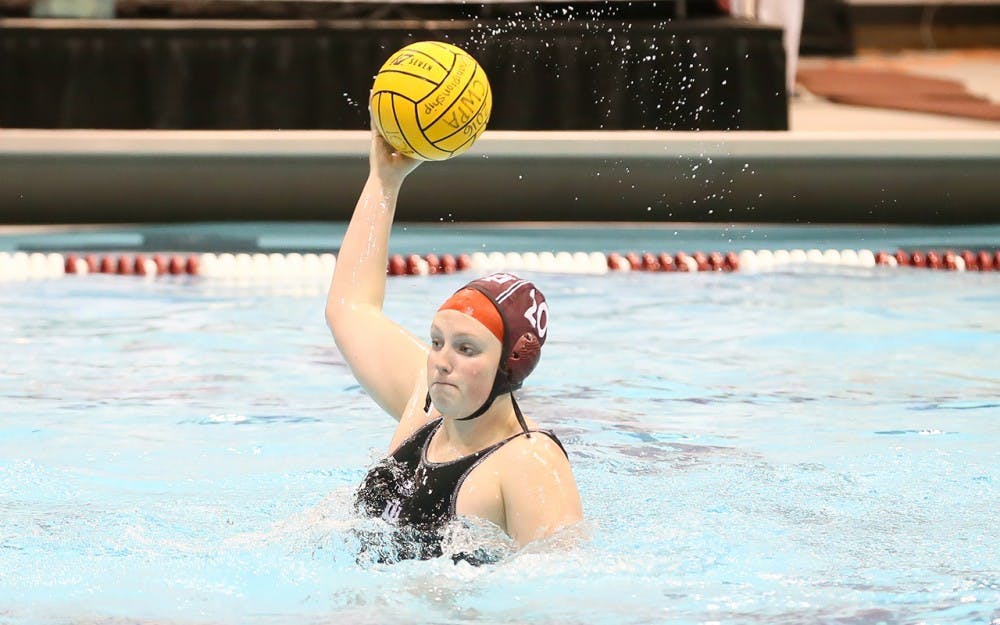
[429,384,490,419]
[433,401,464,418]
[431,397,476,420]
[429,389,457,415]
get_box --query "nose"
[430,346,452,373]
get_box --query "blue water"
[1,224,998,625]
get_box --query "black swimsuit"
[355,417,566,563]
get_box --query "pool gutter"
[1,129,997,224]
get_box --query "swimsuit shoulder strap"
[527,429,569,458]
[390,417,442,460]
[489,428,569,459]
[542,429,569,458]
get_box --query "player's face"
[427,310,502,418]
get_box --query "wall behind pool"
[1,130,998,225]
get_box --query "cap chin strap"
[422,372,530,436]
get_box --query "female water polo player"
[325,120,582,563]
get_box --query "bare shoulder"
[496,427,582,545]
[498,429,573,477]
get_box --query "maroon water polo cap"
[457,272,548,388]
[434,272,549,423]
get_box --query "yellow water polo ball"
[370,41,492,161]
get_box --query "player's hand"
[369,113,421,186]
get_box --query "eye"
[430,337,443,349]
[458,343,478,356]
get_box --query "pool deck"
[792,49,1000,133]
[1,49,997,225]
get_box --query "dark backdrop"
[0,13,787,130]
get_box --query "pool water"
[1,224,998,625]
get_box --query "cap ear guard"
[506,332,541,383]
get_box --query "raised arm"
[325,123,426,420]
